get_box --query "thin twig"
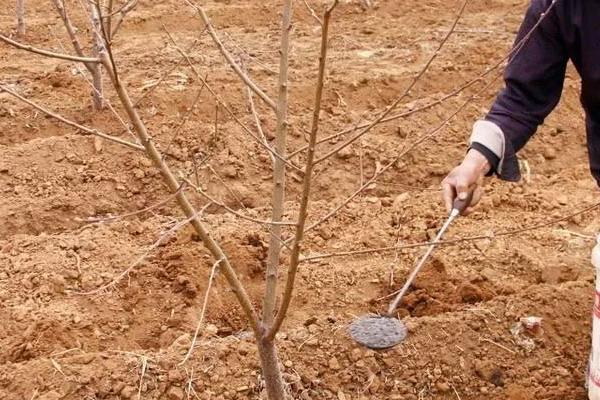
[133,39,201,107]
[301,201,600,262]
[77,209,207,295]
[244,62,274,164]
[302,0,323,25]
[268,0,338,340]
[110,0,137,39]
[288,0,560,160]
[480,337,516,355]
[163,78,208,156]
[183,178,296,226]
[180,258,222,365]
[75,184,185,223]
[451,384,462,400]
[0,84,143,151]
[0,33,100,63]
[298,74,501,239]
[137,355,148,400]
[97,22,261,335]
[162,28,303,172]
[312,0,469,165]
[183,0,277,111]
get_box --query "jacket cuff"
[469,120,521,182]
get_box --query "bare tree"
[50,0,105,110]
[0,0,560,398]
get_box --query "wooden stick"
[0,33,100,63]
[268,0,338,340]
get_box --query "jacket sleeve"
[469,0,568,181]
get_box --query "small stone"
[350,348,362,362]
[392,193,410,210]
[284,360,293,368]
[133,168,145,179]
[436,382,451,393]
[120,385,136,399]
[222,165,237,178]
[168,370,183,383]
[336,146,353,160]
[543,146,557,160]
[328,357,341,370]
[166,386,184,400]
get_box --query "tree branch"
[0,33,100,63]
[110,0,138,39]
[162,27,303,173]
[268,0,337,340]
[183,178,296,227]
[183,0,277,112]
[94,15,261,335]
[262,0,294,333]
[312,0,469,165]
[288,0,558,161]
[301,201,600,262]
[0,84,143,151]
[51,0,88,65]
[302,75,500,236]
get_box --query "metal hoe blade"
[348,197,469,349]
[349,315,407,349]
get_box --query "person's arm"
[442,0,568,212]
[470,0,568,181]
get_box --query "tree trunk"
[16,0,25,36]
[257,338,286,400]
[90,65,104,111]
[89,4,105,110]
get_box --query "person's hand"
[441,149,491,215]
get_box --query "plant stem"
[262,0,293,331]
[268,0,337,340]
[257,339,286,400]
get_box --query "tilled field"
[0,1,597,399]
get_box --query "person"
[441,0,600,213]
[440,0,600,394]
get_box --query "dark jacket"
[472,0,600,184]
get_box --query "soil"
[0,0,598,399]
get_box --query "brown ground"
[0,0,598,399]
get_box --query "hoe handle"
[452,190,474,216]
